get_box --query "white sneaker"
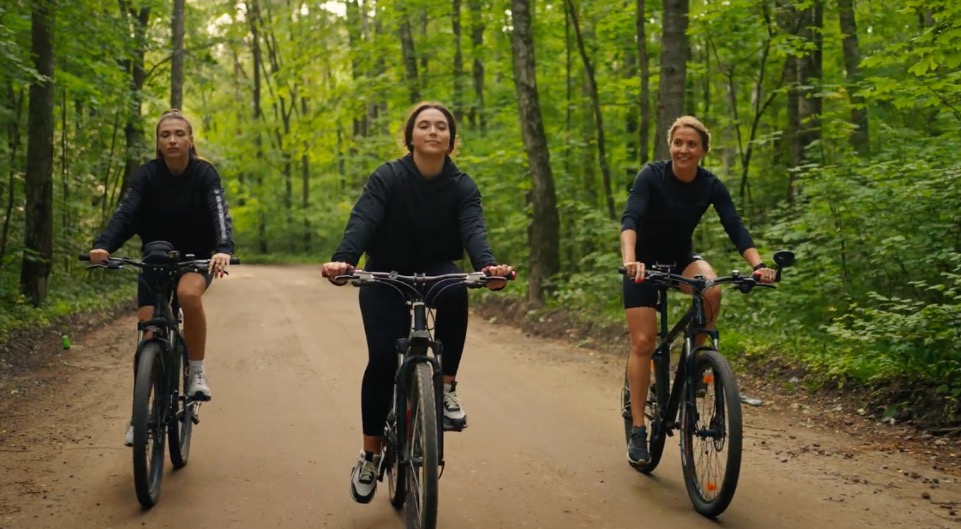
[188,369,212,401]
[349,451,382,504]
[443,382,468,431]
[123,422,134,447]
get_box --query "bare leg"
[177,273,208,361]
[626,307,657,428]
[363,436,382,453]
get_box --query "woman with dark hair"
[321,101,514,504]
[89,109,235,446]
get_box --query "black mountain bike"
[81,242,239,508]
[619,250,794,517]
[329,269,514,529]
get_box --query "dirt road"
[1,265,958,528]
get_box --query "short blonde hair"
[667,115,711,153]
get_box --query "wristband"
[753,262,766,271]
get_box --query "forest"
[1,0,959,425]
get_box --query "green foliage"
[0,255,135,345]
[4,0,961,407]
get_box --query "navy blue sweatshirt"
[621,161,754,261]
[331,155,496,271]
[94,157,234,258]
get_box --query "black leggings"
[359,261,468,436]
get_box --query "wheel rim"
[688,366,727,502]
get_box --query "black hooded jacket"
[94,157,234,258]
[331,155,496,271]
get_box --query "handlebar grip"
[229,257,240,265]
[617,266,626,274]
[79,254,91,262]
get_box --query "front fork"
[392,333,446,475]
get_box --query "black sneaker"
[627,426,651,465]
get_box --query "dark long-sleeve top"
[94,157,235,258]
[620,161,754,261]
[331,154,497,272]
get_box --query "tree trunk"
[510,0,560,305]
[170,0,186,109]
[797,0,823,158]
[399,7,420,104]
[837,0,869,154]
[564,0,615,220]
[637,0,650,165]
[467,0,486,130]
[654,0,689,161]
[119,1,150,198]
[20,0,56,306]
[452,0,465,123]
[302,98,310,251]
[247,0,268,253]
[345,0,367,138]
[1,86,24,261]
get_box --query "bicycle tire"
[168,334,193,468]
[680,349,742,517]
[406,362,439,529]
[386,402,406,508]
[132,342,167,508]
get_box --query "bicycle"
[80,241,239,508]
[619,250,795,517]
[327,269,514,529]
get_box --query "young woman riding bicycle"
[88,109,235,446]
[321,101,514,504]
[620,115,775,465]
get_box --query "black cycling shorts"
[622,253,703,309]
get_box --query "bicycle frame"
[651,278,722,438]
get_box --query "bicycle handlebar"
[326,268,516,288]
[79,254,240,272]
[617,266,778,294]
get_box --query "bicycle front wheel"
[680,349,742,517]
[406,362,439,529]
[168,335,193,469]
[132,342,167,508]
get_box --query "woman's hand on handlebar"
[623,261,646,283]
[89,248,110,265]
[481,264,515,291]
[752,266,776,284]
[321,262,353,286]
[209,252,232,277]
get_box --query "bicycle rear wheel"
[680,349,742,517]
[405,362,439,529]
[132,342,167,508]
[168,334,193,468]
[622,350,670,474]
[386,401,406,508]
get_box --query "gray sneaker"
[443,382,467,431]
[187,369,212,401]
[349,451,382,504]
[627,426,650,465]
[123,422,134,447]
